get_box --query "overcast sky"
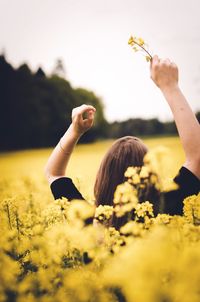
[1,0,200,121]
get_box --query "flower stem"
[133,41,153,60]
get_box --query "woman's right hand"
[71,104,96,136]
[150,55,179,93]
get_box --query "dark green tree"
[0,56,107,150]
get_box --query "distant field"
[0,136,184,201]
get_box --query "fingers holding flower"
[150,55,179,92]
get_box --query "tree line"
[0,55,199,151]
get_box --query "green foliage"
[108,118,177,138]
[0,55,107,150]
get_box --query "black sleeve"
[162,166,200,215]
[173,166,200,195]
[50,177,84,200]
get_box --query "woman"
[45,55,200,227]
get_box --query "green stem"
[16,212,20,240]
[133,41,152,60]
[6,203,12,230]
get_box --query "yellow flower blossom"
[128,35,152,62]
[135,201,154,218]
[66,200,95,226]
[139,166,150,178]
[54,197,70,210]
[124,166,137,178]
[154,214,172,225]
[183,193,200,225]
[120,221,144,237]
[95,205,114,222]
[138,37,145,46]
[114,201,136,217]
[132,173,141,185]
[114,182,138,205]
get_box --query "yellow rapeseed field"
[0,137,200,302]
[0,136,184,200]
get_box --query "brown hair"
[94,136,148,208]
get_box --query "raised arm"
[150,55,200,179]
[44,104,96,185]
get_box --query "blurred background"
[0,0,200,150]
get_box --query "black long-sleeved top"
[50,166,200,216]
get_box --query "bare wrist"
[160,84,180,96]
[69,124,83,139]
[58,124,81,154]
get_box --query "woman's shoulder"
[50,177,84,201]
[174,166,200,194]
[161,166,200,216]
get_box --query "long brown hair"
[94,136,148,208]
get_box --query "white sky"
[1,0,200,121]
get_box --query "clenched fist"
[150,55,179,92]
[71,104,96,136]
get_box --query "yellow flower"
[54,197,70,210]
[135,201,154,218]
[139,166,150,179]
[154,214,172,225]
[124,166,137,178]
[95,205,114,222]
[120,221,144,237]
[114,182,138,205]
[162,178,179,192]
[128,35,152,62]
[128,36,134,45]
[114,201,136,217]
[183,193,200,225]
[146,56,151,62]
[66,200,95,227]
[150,174,158,184]
[138,37,144,46]
[144,146,173,191]
[132,173,140,185]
